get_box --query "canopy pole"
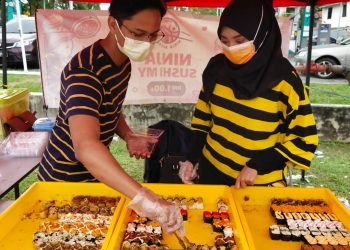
[305,2,316,89]
[301,1,316,183]
[2,0,8,89]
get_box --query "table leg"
[14,184,20,199]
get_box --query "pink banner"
[36,10,291,108]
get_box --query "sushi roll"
[203,211,212,224]
[327,213,339,221]
[300,213,312,221]
[220,212,229,220]
[318,213,330,221]
[180,209,188,221]
[269,225,281,240]
[309,213,321,221]
[274,211,285,224]
[217,198,229,213]
[281,230,291,241]
[195,197,204,209]
[212,212,221,221]
[214,235,226,247]
[304,235,318,245]
[283,212,293,221]
[290,229,301,241]
[292,213,302,220]
[223,226,233,238]
[212,220,223,233]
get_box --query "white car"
[294,38,350,79]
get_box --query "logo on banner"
[160,17,181,47]
[72,16,101,39]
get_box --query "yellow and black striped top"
[191,72,318,185]
[39,41,131,182]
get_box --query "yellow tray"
[230,186,350,250]
[0,182,125,250]
[107,184,249,250]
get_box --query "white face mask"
[115,20,153,62]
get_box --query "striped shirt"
[39,41,131,182]
[191,72,318,185]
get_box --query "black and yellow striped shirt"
[191,72,318,185]
[39,41,131,182]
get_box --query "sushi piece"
[304,235,318,245]
[290,229,301,241]
[292,212,302,220]
[274,211,285,224]
[327,213,339,221]
[212,220,223,233]
[180,209,188,221]
[269,225,281,240]
[300,213,312,221]
[214,235,226,247]
[220,212,229,220]
[203,211,212,224]
[309,213,321,221]
[217,198,229,213]
[281,230,291,241]
[223,226,233,238]
[283,212,293,220]
[212,212,221,220]
[195,197,204,209]
[318,213,330,221]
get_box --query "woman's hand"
[127,187,185,236]
[235,165,258,189]
[178,161,198,184]
[125,132,158,159]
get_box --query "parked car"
[294,38,350,79]
[0,17,38,67]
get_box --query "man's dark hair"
[109,0,167,22]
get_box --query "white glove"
[178,161,198,184]
[127,187,185,236]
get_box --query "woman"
[38,0,183,235]
[179,0,318,189]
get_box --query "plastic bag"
[0,131,49,157]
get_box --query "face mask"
[222,5,264,65]
[222,41,256,64]
[115,21,153,62]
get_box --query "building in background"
[320,3,350,42]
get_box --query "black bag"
[159,153,187,183]
[144,120,192,183]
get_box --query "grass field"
[2,139,350,204]
[1,73,350,104]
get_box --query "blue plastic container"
[32,117,55,132]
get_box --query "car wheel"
[315,57,337,79]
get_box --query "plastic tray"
[0,182,125,250]
[107,184,249,250]
[230,186,350,250]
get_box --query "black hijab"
[203,0,297,100]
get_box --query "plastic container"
[32,117,55,132]
[0,88,29,123]
[230,186,350,250]
[0,131,49,157]
[127,128,164,155]
[0,88,29,140]
[0,182,126,250]
[107,184,250,250]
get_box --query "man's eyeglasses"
[116,20,165,44]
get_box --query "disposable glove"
[127,187,185,236]
[178,161,198,184]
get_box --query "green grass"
[1,74,350,104]
[0,73,42,92]
[309,83,350,104]
[291,141,350,202]
[2,140,349,204]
